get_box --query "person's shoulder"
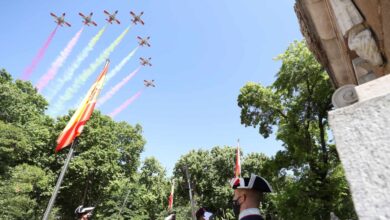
[241,215,265,220]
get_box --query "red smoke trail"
[36,27,84,92]
[21,26,59,81]
[97,66,141,107]
[109,90,143,118]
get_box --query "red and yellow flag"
[235,139,241,178]
[168,179,175,211]
[55,60,110,152]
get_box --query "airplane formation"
[51,10,145,27]
[51,10,155,88]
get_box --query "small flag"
[168,179,175,211]
[55,60,110,152]
[235,139,241,178]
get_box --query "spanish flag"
[55,60,110,152]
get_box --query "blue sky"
[0,0,302,174]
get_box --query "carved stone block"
[349,29,384,66]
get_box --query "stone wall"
[329,91,390,219]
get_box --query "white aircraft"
[79,12,97,26]
[50,12,71,27]
[144,80,155,87]
[104,10,120,24]
[130,11,145,25]
[137,36,151,47]
[140,57,152,66]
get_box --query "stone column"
[328,75,390,219]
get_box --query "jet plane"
[50,13,71,27]
[140,57,152,66]
[79,12,97,26]
[144,80,155,87]
[104,10,120,24]
[130,11,145,25]
[137,36,151,47]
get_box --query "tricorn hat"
[75,205,95,214]
[230,174,272,192]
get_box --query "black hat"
[230,174,272,192]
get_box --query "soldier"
[74,205,94,220]
[230,174,272,220]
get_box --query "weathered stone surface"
[295,0,390,87]
[352,58,377,84]
[349,29,384,66]
[329,93,390,220]
[329,0,363,36]
[306,0,335,40]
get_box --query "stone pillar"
[328,75,390,219]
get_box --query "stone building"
[294,0,390,219]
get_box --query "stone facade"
[329,91,390,219]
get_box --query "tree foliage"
[172,146,270,220]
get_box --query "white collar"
[239,208,261,219]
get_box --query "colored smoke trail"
[46,25,107,102]
[105,47,139,84]
[36,27,84,92]
[51,26,131,115]
[98,66,141,107]
[109,90,143,118]
[21,26,58,80]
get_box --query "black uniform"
[240,214,265,220]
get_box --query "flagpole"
[117,188,131,219]
[236,138,241,178]
[42,138,78,220]
[184,166,196,220]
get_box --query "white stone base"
[355,74,390,102]
[329,93,390,220]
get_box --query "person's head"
[75,205,94,220]
[196,208,206,220]
[230,174,272,217]
[232,188,263,210]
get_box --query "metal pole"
[42,139,77,220]
[117,189,131,219]
[184,166,196,220]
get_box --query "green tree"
[0,70,57,219]
[237,41,357,219]
[53,111,146,219]
[97,157,170,220]
[0,69,159,220]
[0,164,56,220]
[0,69,55,173]
[173,147,269,220]
[138,157,170,220]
